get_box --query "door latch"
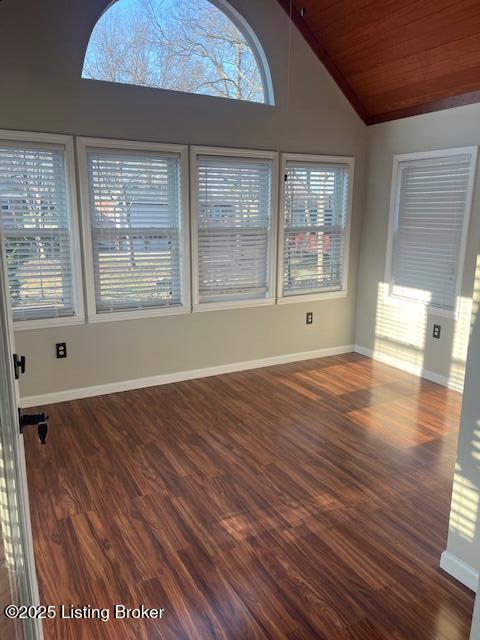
[13,354,26,380]
[18,410,49,445]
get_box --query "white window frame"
[277,153,355,304]
[384,146,478,319]
[77,137,190,323]
[190,146,278,312]
[0,129,85,331]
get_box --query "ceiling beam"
[367,89,480,125]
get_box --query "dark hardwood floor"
[24,353,474,639]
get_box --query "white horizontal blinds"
[391,154,472,310]
[283,161,350,296]
[0,143,75,321]
[87,149,183,313]
[197,155,273,302]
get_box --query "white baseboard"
[440,551,479,592]
[20,344,355,408]
[354,344,452,388]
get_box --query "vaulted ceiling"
[277,0,480,125]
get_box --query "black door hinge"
[18,409,49,445]
[13,354,26,380]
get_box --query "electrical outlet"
[306,312,313,325]
[56,342,67,358]
[433,324,441,339]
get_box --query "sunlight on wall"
[373,282,429,372]
[445,269,480,581]
[450,459,480,543]
[0,439,19,575]
[0,438,21,640]
[449,296,474,392]
[449,255,480,391]
[373,277,476,391]
[0,435,19,621]
[473,427,480,465]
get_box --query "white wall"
[356,102,480,592]
[0,0,367,399]
[441,275,480,592]
[356,103,480,391]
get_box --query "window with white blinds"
[281,158,352,298]
[85,147,186,315]
[389,150,476,312]
[0,140,79,323]
[193,151,276,307]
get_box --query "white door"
[0,239,42,639]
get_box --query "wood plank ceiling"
[278,0,480,124]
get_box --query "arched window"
[82,0,274,105]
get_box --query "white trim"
[440,551,479,592]
[86,305,191,323]
[0,128,73,146]
[13,315,85,331]
[384,146,478,317]
[20,343,354,407]
[277,289,347,305]
[192,297,275,313]
[191,145,279,160]
[76,137,191,322]
[279,153,355,165]
[0,199,43,638]
[0,129,85,330]
[190,146,278,311]
[75,136,188,155]
[354,344,451,388]
[65,133,86,325]
[277,153,355,303]
[393,147,479,163]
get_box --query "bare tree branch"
[83,0,265,102]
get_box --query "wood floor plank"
[24,353,475,639]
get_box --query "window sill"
[428,306,458,321]
[277,290,347,305]
[13,315,85,332]
[87,304,191,323]
[193,297,275,313]
[384,294,458,320]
